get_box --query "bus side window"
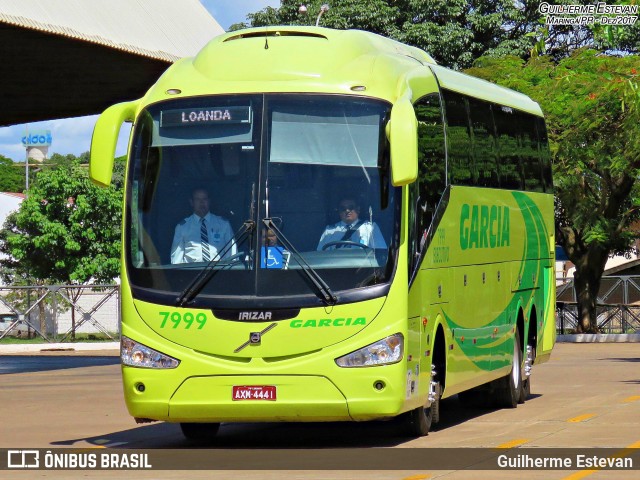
[410,93,446,275]
[468,98,499,189]
[493,105,524,190]
[443,91,473,186]
[537,117,553,193]
[519,113,544,193]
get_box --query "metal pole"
[25,125,29,196]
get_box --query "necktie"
[201,218,211,262]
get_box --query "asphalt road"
[0,343,639,479]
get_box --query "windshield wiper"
[262,218,337,306]
[175,220,255,307]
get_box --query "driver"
[317,197,386,251]
[171,188,236,264]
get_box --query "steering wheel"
[321,241,370,251]
[223,251,248,265]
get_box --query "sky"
[0,0,279,163]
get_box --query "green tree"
[0,155,25,193]
[467,50,640,333]
[0,159,123,285]
[233,1,640,69]
[234,0,545,69]
[46,152,89,170]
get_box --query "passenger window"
[468,98,499,188]
[493,105,524,190]
[537,118,553,192]
[519,114,544,192]
[410,93,446,275]
[443,92,473,186]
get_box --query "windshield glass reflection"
[126,94,399,307]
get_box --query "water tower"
[22,129,52,162]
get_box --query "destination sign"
[161,106,251,127]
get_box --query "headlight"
[121,336,180,369]
[335,333,403,367]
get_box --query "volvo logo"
[250,332,262,344]
[234,323,277,353]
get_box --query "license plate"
[232,385,277,401]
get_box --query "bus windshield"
[126,94,400,308]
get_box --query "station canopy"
[0,0,224,127]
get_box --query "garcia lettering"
[460,204,510,250]
[290,317,367,328]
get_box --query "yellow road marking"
[563,469,599,480]
[567,413,596,423]
[402,475,431,480]
[622,395,640,403]
[496,438,529,449]
[562,440,640,480]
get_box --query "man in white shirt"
[317,197,387,251]
[170,189,236,264]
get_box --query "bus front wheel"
[400,403,433,437]
[399,370,441,437]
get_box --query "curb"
[557,334,640,343]
[0,342,119,354]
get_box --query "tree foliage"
[0,155,25,193]
[467,50,640,332]
[233,1,640,69]
[0,158,123,285]
[233,0,544,69]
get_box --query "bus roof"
[146,27,542,116]
[429,64,543,116]
[147,27,435,103]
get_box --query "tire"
[495,327,523,409]
[399,404,433,437]
[519,377,531,404]
[180,422,220,442]
[399,367,441,437]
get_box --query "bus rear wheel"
[495,327,523,408]
[180,422,220,442]
[519,344,534,404]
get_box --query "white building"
[0,191,23,228]
[0,192,25,285]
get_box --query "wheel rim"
[511,338,520,387]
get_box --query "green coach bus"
[90,27,555,439]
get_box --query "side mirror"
[388,97,418,186]
[89,101,138,187]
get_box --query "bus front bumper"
[125,373,407,423]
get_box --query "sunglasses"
[338,204,358,212]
